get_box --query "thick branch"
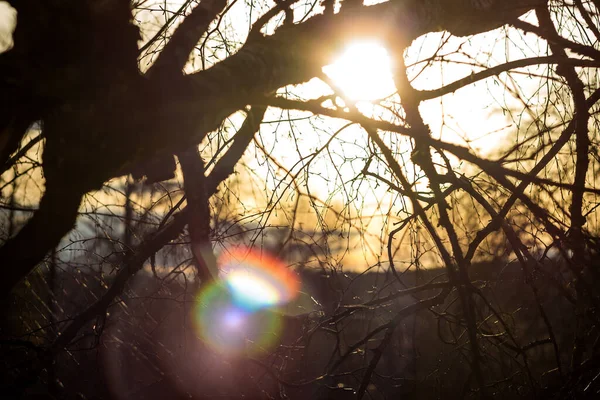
[178,148,217,283]
[536,4,590,371]
[149,0,227,76]
[393,48,487,396]
[0,0,553,302]
[142,0,545,157]
[51,106,267,350]
[0,179,86,295]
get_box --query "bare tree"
[1,0,600,399]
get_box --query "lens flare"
[219,248,301,311]
[226,272,280,311]
[193,248,300,356]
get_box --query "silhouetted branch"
[149,0,227,76]
[51,106,267,351]
[536,4,590,371]
[416,56,600,102]
[512,18,600,60]
[131,0,229,183]
[178,148,216,283]
[0,181,86,295]
[267,96,600,195]
[0,118,35,177]
[51,207,189,351]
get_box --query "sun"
[322,40,396,102]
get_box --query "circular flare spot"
[219,248,301,311]
[192,248,300,356]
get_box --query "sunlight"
[0,1,17,54]
[323,40,396,101]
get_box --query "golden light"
[323,40,396,101]
[0,1,17,54]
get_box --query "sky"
[0,1,16,54]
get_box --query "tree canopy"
[1,0,600,398]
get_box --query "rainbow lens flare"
[193,248,300,356]
[220,248,300,311]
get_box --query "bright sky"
[323,40,396,101]
[236,15,549,269]
[0,1,16,54]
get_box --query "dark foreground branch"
[51,106,267,351]
[179,148,216,284]
[0,180,86,296]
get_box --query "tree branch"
[178,148,217,284]
[149,0,228,76]
[0,179,86,295]
[51,105,267,350]
[0,127,41,177]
